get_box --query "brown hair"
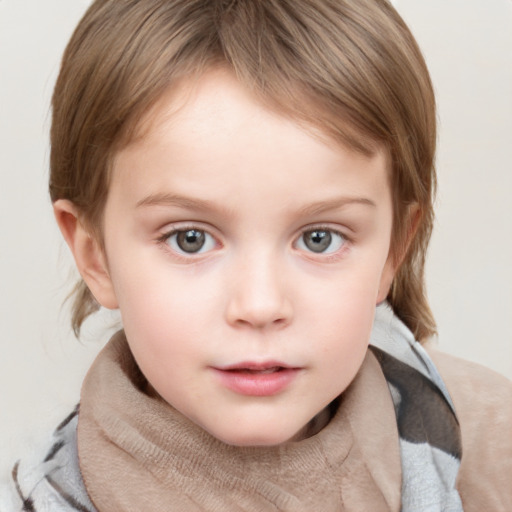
[50,0,437,341]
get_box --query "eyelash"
[156,225,220,259]
[294,225,351,261]
[156,224,351,260]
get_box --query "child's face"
[98,69,395,446]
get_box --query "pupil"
[304,230,331,253]
[177,229,205,253]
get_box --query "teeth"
[240,367,281,374]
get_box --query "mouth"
[229,367,285,375]
[212,362,301,396]
[218,361,297,373]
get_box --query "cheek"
[118,273,212,343]
[315,293,375,356]
[109,239,211,316]
[116,275,211,397]
[303,269,380,366]
[313,302,375,399]
[116,266,227,376]
[308,263,383,319]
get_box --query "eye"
[166,228,216,254]
[296,228,346,254]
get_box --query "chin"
[211,425,300,447]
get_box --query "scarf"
[77,303,463,511]
[370,303,464,511]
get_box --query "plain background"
[1,0,511,479]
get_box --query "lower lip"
[212,368,300,396]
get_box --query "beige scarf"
[78,331,402,512]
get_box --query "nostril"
[230,312,291,330]
[224,276,293,328]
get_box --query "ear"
[377,203,421,304]
[377,256,396,304]
[53,199,118,309]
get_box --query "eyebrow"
[136,193,219,211]
[136,192,376,215]
[297,196,376,216]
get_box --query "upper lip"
[215,361,298,371]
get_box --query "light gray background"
[1,0,511,478]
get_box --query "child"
[2,0,511,510]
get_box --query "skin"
[55,69,397,446]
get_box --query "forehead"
[127,66,383,158]
[110,68,391,214]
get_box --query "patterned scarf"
[370,303,464,511]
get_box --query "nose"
[225,253,293,329]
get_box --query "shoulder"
[0,406,97,512]
[427,349,512,511]
[427,348,512,433]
